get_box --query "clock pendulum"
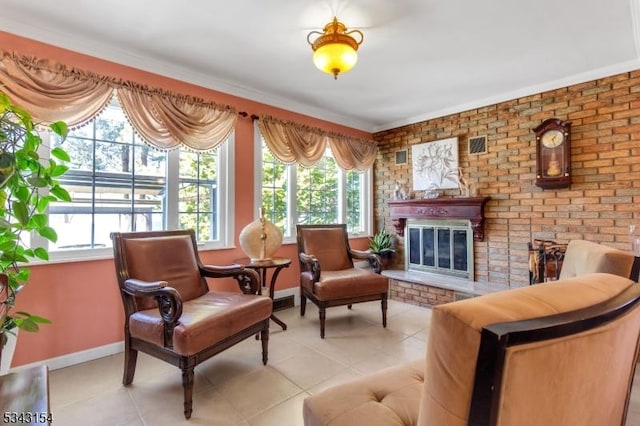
[546,151,561,176]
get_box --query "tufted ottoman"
[303,359,424,426]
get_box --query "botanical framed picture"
[411,137,459,190]
[395,149,408,165]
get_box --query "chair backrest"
[296,224,354,271]
[559,239,635,280]
[417,273,640,426]
[112,230,208,312]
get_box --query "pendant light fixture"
[307,17,364,80]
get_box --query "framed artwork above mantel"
[411,137,459,190]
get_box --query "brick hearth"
[383,270,508,308]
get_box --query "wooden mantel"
[388,196,491,241]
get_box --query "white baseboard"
[10,288,301,373]
[10,341,125,373]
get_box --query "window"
[261,146,288,230]
[177,149,219,242]
[257,133,371,240]
[43,99,233,260]
[296,155,339,224]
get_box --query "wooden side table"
[233,257,291,330]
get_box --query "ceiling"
[1,0,640,133]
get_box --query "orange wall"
[1,31,372,367]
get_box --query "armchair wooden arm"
[123,278,183,340]
[349,249,382,273]
[200,263,247,277]
[299,252,321,281]
[201,264,260,294]
[123,278,168,292]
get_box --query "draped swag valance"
[258,116,378,171]
[0,50,237,152]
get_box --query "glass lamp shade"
[312,43,358,78]
[239,213,283,262]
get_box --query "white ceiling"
[1,0,640,133]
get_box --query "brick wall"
[374,71,640,287]
[389,279,454,307]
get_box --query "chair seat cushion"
[129,291,272,356]
[311,269,389,300]
[303,359,424,426]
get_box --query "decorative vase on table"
[239,209,283,262]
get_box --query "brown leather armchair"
[296,224,389,338]
[111,230,272,419]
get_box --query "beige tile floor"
[49,299,640,426]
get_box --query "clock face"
[541,129,564,148]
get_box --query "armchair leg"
[319,306,326,338]
[382,294,388,328]
[182,366,195,419]
[300,293,307,316]
[123,339,137,386]
[347,304,352,309]
[261,320,269,365]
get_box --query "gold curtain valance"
[0,50,236,152]
[258,115,377,171]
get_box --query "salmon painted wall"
[1,31,373,367]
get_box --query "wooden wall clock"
[533,118,572,189]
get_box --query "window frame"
[253,124,373,244]
[35,125,235,264]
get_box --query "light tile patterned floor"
[48,300,640,425]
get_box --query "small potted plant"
[368,229,396,270]
[0,90,71,371]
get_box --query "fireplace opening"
[406,219,474,279]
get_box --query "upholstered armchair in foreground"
[296,224,390,338]
[559,239,637,280]
[529,239,637,284]
[111,230,273,419]
[304,273,640,426]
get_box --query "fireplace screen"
[406,219,473,279]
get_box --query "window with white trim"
[257,134,371,240]
[43,99,234,259]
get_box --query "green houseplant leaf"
[368,229,396,253]
[0,90,70,345]
[51,146,70,162]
